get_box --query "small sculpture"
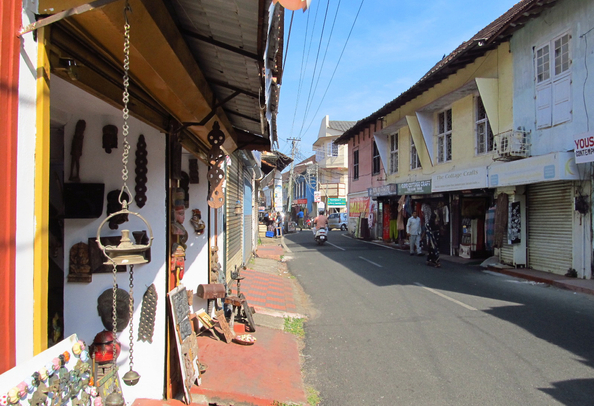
[170,244,186,286]
[97,288,131,332]
[102,125,118,154]
[190,209,205,235]
[69,120,87,182]
[68,242,92,283]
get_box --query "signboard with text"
[314,191,321,203]
[327,198,347,207]
[349,196,370,217]
[432,167,487,192]
[398,180,431,195]
[368,183,398,198]
[574,131,594,163]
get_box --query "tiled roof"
[335,0,557,144]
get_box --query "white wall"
[15,7,39,363]
[179,153,210,313]
[53,77,167,402]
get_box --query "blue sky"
[276,0,521,161]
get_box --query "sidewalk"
[364,236,594,296]
[135,226,308,406]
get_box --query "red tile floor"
[232,268,297,313]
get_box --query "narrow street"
[284,230,594,406]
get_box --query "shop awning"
[37,0,283,155]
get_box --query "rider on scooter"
[313,209,328,233]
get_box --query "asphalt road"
[284,230,594,406]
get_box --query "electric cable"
[299,0,331,136]
[300,0,366,138]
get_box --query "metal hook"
[123,0,132,24]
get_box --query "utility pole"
[287,138,299,218]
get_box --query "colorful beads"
[16,382,27,398]
[38,367,48,381]
[7,387,19,404]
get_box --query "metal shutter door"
[243,171,253,263]
[527,181,573,274]
[226,154,243,273]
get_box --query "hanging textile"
[485,206,496,251]
[494,193,508,248]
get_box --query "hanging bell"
[122,369,140,386]
[104,391,125,406]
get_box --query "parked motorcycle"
[313,227,328,245]
[305,218,313,229]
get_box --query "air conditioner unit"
[494,129,530,161]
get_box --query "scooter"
[313,227,328,245]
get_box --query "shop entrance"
[48,123,65,347]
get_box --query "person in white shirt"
[406,211,423,256]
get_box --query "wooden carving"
[189,158,199,184]
[69,120,86,182]
[207,122,226,208]
[180,171,190,208]
[68,242,92,283]
[135,134,148,208]
[102,124,118,154]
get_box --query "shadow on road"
[284,230,594,403]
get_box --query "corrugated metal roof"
[168,0,279,140]
[328,121,357,132]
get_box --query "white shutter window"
[534,32,572,128]
[536,84,552,129]
[553,75,571,125]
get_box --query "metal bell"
[105,391,125,406]
[122,369,140,386]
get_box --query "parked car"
[327,212,348,231]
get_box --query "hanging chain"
[128,265,135,371]
[119,3,132,207]
[111,263,118,369]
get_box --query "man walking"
[406,211,423,256]
[297,209,304,231]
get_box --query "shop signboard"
[349,196,370,217]
[574,131,594,163]
[489,151,579,187]
[293,199,307,205]
[368,183,397,198]
[274,185,283,209]
[432,167,487,192]
[398,180,431,195]
[314,191,321,202]
[327,198,346,207]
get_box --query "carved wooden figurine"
[69,120,87,182]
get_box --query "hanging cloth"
[493,193,508,248]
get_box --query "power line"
[299,0,331,137]
[301,0,366,137]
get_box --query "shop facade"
[489,152,589,277]
[2,0,283,403]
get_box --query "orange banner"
[349,197,370,218]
